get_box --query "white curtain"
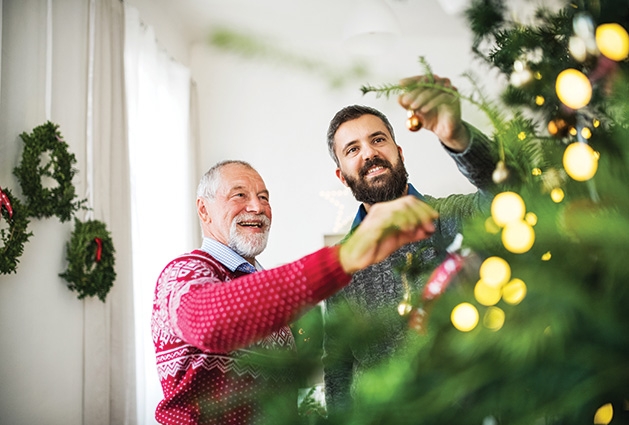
[123,5,198,424]
[84,1,136,424]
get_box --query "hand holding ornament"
[398,74,470,152]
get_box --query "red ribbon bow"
[0,187,14,219]
[94,237,103,262]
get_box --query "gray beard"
[228,214,271,258]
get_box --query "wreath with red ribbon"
[59,218,116,302]
[0,187,33,275]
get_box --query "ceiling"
[154,0,472,48]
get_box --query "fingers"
[368,195,438,239]
[338,196,439,274]
[398,75,457,112]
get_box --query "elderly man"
[322,75,498,417]
[151,159,439,425]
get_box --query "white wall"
[0,2,87,424]
[190,32,497,269]
[0,1,190,424]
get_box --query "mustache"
[359,157,392,177]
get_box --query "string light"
[596,23,629,61]
[451,302,479,332]
[563,142,598,181]
[491,191,526,227]
[525,212,538,226]
[555,68,592,109]
[593,403,614,425]
[474,279,502,306]
[502,278,527,305]
[483,306,505,331]
[541,251,552,261]
[479,256,511,287]
[550,188,565,203]
[580,127,592,139]
[502,220,535,254]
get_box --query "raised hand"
[398,74,470,152]
[338,195,438,274]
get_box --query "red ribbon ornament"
[409,234,466,334]
[0,187,14,220]
[94,237,103,262]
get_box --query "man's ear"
[196,197,211,223]
[398,145,405,163]
[335,168,349,187]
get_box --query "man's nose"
[245,197,264,213]
[361,143,379,160]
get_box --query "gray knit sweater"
[322,124,498,416]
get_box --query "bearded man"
[322,75,499,419]
[151,159,441,425]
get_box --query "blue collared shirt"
[349,183,427,231]
[200,237,262,274]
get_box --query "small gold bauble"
[406,110,423,132]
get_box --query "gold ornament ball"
[596,23,629,61]
[547,117,570,138]
[555,69,592,110]
[406,110,423,132]
[563,142,598,181]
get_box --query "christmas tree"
[278,1,629,424]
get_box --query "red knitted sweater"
[152,246,351,425]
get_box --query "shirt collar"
[200,237,262,273]
[350,183,426,231]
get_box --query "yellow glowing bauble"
[483,306,505,331]
[451,302,479,332]
[479,256,511,287]
[525,212,538,226]
[593,403,614,425]
[596,23,629,61]
[550,187,565,203]
[555,69,592,109]
[502,220,535,254]
[474,279,502,306]
[563,142,598,181]
[502,278,527,305]
[491,191,526,227]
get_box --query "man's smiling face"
[203,163,272,260]
[333,114,409,205]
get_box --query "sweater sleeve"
[443,122,499,192]
[169,245,351,353]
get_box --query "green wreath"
[13,121,84,222]
[60,218,116,302]
[0,187,33,275]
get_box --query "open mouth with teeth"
[238,221,264,228]
[363,165,389,179]
[236,219,268,232]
